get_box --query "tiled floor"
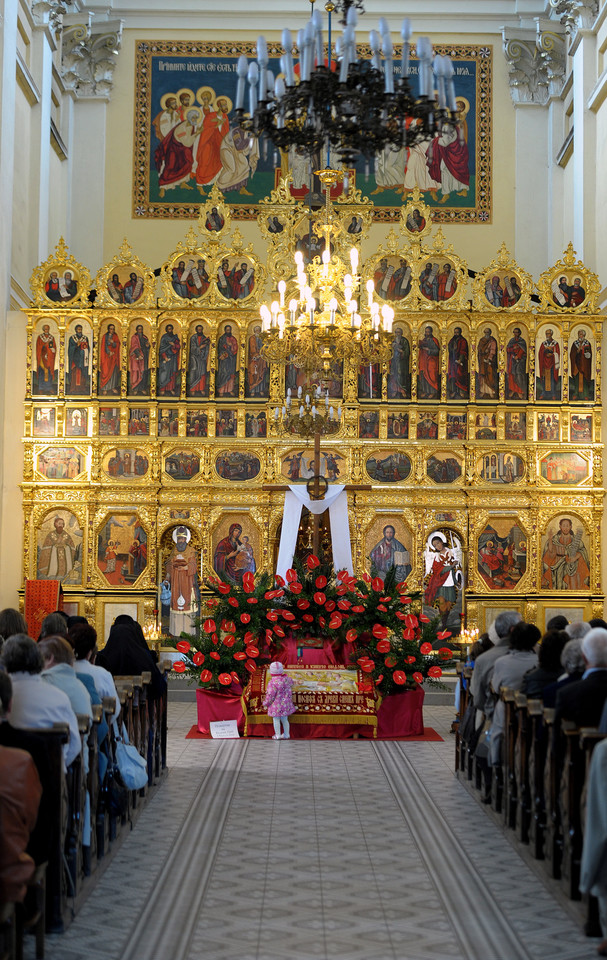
[24,701,598,960]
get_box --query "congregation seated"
[0,608,28,648]
[38,610,69,643]
[0,634,81,766]
[70,623,120,723]
[580,736,607,954]
[96,615,166,699]
[521,629,568,698]
[554,628,607,736]
[0,740,42,903]
[589,617,607,630]
[39,636,93,720]
[487,621,540,765]
[470,610,521,725]
[542,637,586,708]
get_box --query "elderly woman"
[521,630,569,699]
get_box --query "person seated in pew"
[488,621,540,766]
[70,623,120,723]
[553,628,607,739]
[565,620,591,641]
[66,624,109,744]
[0,742,41,903]
[580,736,607,957]
[38,610,69,642]
[96,616,166,700]
[546,614,569,632]
[589,618,607,630]
[39,636,92,720]
[521,629,568,699]
[0,634,81,768]
[542,637,586,708]
[0,608,28,650]
[470,610,521,729]
[0,672,55,867]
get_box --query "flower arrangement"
[170,557,453,694]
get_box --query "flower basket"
[376,686,424,738]
[196,687,245,736]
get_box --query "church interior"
[1,0,607,957]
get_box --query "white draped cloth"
[276,485,353,581]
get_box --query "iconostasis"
[21,183,604,639]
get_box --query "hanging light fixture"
[233,0,458,166]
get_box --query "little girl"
[263,661,296,740]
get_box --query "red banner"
[24,579,62,641]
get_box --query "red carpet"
[185,724,443,742]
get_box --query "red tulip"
[203,619,216,634]
[192,652,204,666]
[233,651,247,660]
[245,645,259,658]
[393,670,407,685]
[420,642,433,655]
[376,640,391,653]
[218,673,232,686]
[240,613,251,624]
[306,554,320,570]
[200,669,212,683]
[428,665,442,678]
[412,672,423,684]
[217,583,231,595]
[210,651,220,660]
[176,640,191,653]
[289,582,303,594]
[173,660,186,673]
[243,572,255,593]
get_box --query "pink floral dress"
[263,674,296,717]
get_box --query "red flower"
[314,592,326,606]
[372,624,388,640]
[176,640,191,654]
[337,600,351,610]
[405,655,416,664]
[428,665,442,678]
[420,642,433,655]
[275,575,286,587]
[362,573,372,583]
[240,613,251,624]
[419,614,430,623]
[200,669,212,683]
[231,671,240,684]
[243,572,255,593]
[274,626,286,638]
[267,611,279,622]
[380,596,391,602]
[405,614,419,629]
[412,672,423,684]
[221,620,236,633]
[395,611,407,621]
[375,674,384,685]
[439,647,452,659]
[402,628,414,640]
[306,554,321,570]
[360,660,375,673]
[207,598,218,608]
[358,682,373,693]
[297,599,310,610]
[351,605,365,613]
[282,611,296,621]
[223,636,235,648]
[289,582,303,594]
[315,575,327,589]
[336,586,348,596]
[400,596,412,605]
[393,670,407,685]
[286,568,298,582]
[192,651,204,666]
[324,600,336,613]
[371,577,384,593]
[245,645,259,658]
[329,616,342,629]
[377,605,388,613]
[244,631,254,643]
[318,617,326,628]
[376,640,391,653]
[233,652,246,661]
[346,629,358,642]
[436,630,452,640]
[385,656,397,668]
[173,660,186,673]
[265,629,273,641]
[211,633,219,645]
[303,614,314,623]
[247,598,258,604]
[210,651,220,660]
[245,659,257,673]
[218,673,232,686]
[203,619,216,634]
[217,583,231,595]
[228,598,239,607]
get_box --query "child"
[263,661,296,740]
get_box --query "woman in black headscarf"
[96,616,165,699]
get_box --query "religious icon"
[164,450,200,480]
[158,322,182,397]
[97,514,147,586]
[417,412,438,440]
[386,326,411,399]
[569,414,592,442]
[185,321,211,398]
[128,408,150,436]
[476,326,498,399]
[359,411,379,439]
[358,362,382,400]
[505,327,528,400]
[98,322,122,396]
[569,328,594,400]
[103,449,149,479]
[245,322,269,398]
[479,453,524,483]
[427,454,462,484]
[128,321,152,396]
[65,407,88,437]
[245,411,267,438]
[446,327,469,400]
[537,412,560,441]
[423,530,464,632]
[419,260,457,302]
[33,407,56,437]
[365,452,411,483]
[215,451,261,481]
[417,325,440,399]
[478,520,526,590]
[281,450,345,482]
[170,257,210,300]
[446,414,466,440]
[107,267,144,304]
[99,407,120,436]
[36,510,83,585]
[536,327,562,400]
[387,412,409,439]
[475,412,496,440]
[216,410,237,437]
[372,256,412,302]
[405,207,426,234]
[540,453,589,485]
[267,215,284,234]
[44,268,78,303]
[213,521,257,585]
[205,206,225,232]
[217,257,255,301]
[37,447,83,480]
[164,525,199,637]
[484,271,521,308]
[368,523,412,584]
[33,320,58,396]
[65,320,92,396]
[158,408,179,437]
[186,410,208,437]
[551,273,586,308]
[541,516,590,590]
[347,215,363,235]
[505,411,526,441]
[215,322,239,398]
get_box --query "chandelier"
[275,386,342,439]
[233,1,458,165]
[259,168,394,374]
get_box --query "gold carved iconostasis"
[21,184,604,641]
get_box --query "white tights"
[272,716,290,739]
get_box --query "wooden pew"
[0,902,16,960]
[96,696,116,858]
[158,659,172,773]
[514,693,532,844]
[579,729,607,937]
[501,688,517,827]
[83,704,102,877]
[560,720,585,900]
[454,662,465,772]
[64,716,89,900]
[527,698,547,860]
[542,708,562,880]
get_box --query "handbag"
[115,725,149,791]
